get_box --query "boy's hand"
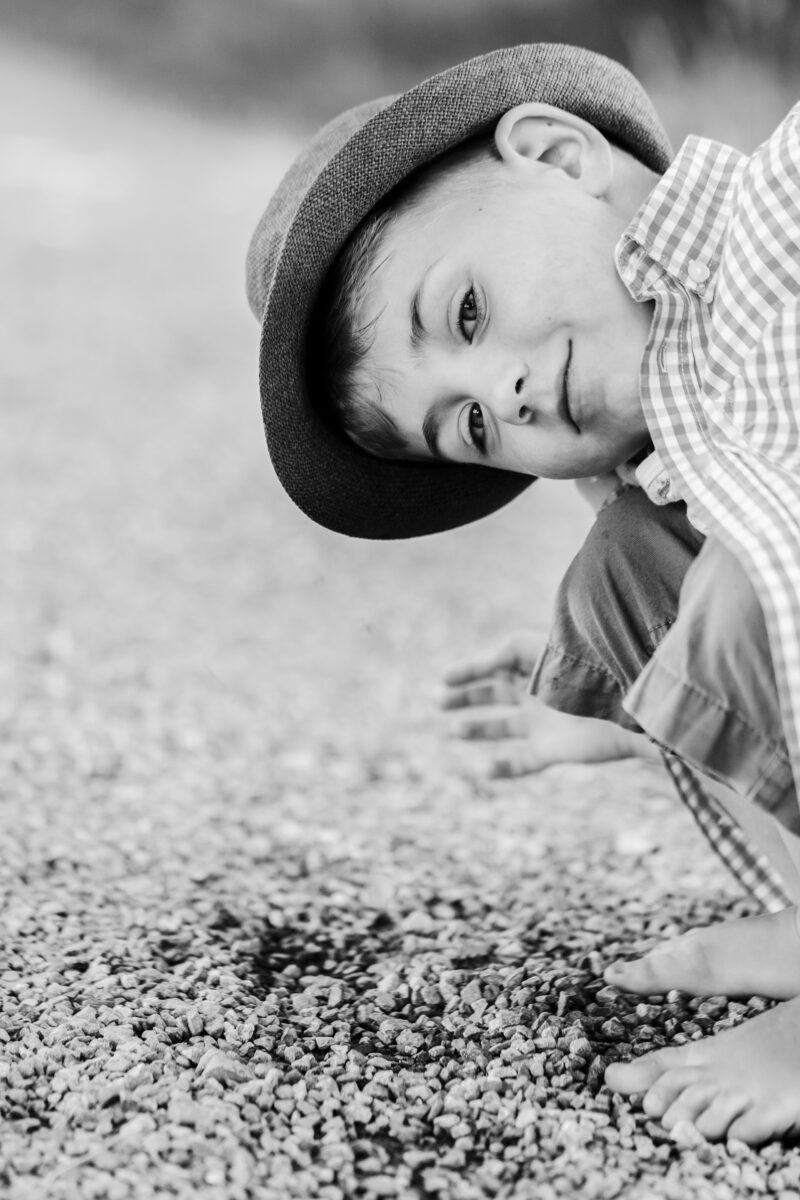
[441,631,646,779]
[441,632,553,778]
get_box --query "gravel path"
[4,35,800,1200]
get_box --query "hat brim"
[253,44,672,539]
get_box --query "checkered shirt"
[615,106,800,912]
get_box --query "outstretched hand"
[440,631,565,778]
[441,630,645,778]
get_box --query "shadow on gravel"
[252,911,405,993]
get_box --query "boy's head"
[311,102,658,482]
[246,44,673,539]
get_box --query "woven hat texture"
[246,43,672,539]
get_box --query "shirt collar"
[616,135,746,303]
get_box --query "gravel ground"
[5,35,800,1200]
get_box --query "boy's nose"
[487,362,532,424]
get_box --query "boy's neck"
[609,146,661,226]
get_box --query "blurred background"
[4,0,800,791]
[3,0,800,126]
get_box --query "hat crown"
[246,97,391,321]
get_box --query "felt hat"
[246,43,672,539]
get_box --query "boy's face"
[358,106,654,478]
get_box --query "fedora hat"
[246,43,672,539]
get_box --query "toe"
[642,1067,705,1118]
[605,1045,689,1095]
[727,1102,799,1147]
[660,1081,718,1130]
[692,1093,751,1142]
[605,928,720,997]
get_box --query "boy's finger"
[442,657,519,687]
[440,677,521,710]
[452,710,525,741]
[443,632,544,689]
[490,744,549,778]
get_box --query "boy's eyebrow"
[409,259,442,352]
[410,289,427,349]
[410,289,429,350]
[422,401,446,461]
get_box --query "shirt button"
[688,260,710,285]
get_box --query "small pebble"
[669,1120,708,1149]
[198,1050,253,1085]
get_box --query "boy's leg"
[702,778,800,905]
[601,536,800,996]
[533,487,800,991]
[532,489,800,1142]
[625,534,800,915]
[531,488,800,894]
[622,534,800,845]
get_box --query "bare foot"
[605,995,800,1144]
[603,906,800,1000]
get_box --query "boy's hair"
[308,135,500,460]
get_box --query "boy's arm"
[441,631,657,779]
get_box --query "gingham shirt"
[615,106,800,912]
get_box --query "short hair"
[307,134,501,460]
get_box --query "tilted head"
[311,102,659,481]
[246,44,673,538]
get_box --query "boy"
[246,44,800,1143]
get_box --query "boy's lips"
[562,341,579,432]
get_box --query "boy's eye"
[467,402,486,453]
[457,287,481,343]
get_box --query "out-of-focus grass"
[1,0,798,127]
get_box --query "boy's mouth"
[562,341,579,432]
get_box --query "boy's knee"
[624,534,789,814]
[680,537,763,646]
[669,536,772,695]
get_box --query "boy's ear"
[493,102,614,195]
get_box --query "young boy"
[246,44,800,1143]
